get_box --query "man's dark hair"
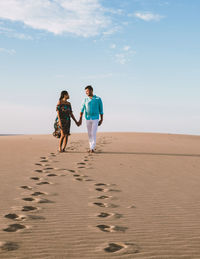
[85,85,93,91]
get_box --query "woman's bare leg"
[62,135,69,151]
[59,130,64,152]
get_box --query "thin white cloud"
[123,45,131,51]
[102,25,120,36]
[115,50,136,65]
[115,53,127,65]
[110,44,116,49]
[0,47,16,55]
[0,0,111,37]
[134,12,164,21]
[111,44,135,65]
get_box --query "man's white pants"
[86,119,99,150]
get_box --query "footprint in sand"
[93,202,107,208]
[104,242,139,254]
[37,198,54,204]
[34,169,43,173]
[5,213,45,221]
[95,187,119,192]
[75,178,84,181]
[97,195,110,200]
[31,191,46,196]
[0,241,19,251]
[96,224,128,233]
[47,173,57,177]
[104,243,124,253]
[74,175,93,182]
[95,183,108,187]
[22,206,38,212]
[22,197,35,202]
[3,224,26,232]
[36,181,51,185]
[108,189,121,193]
[21,186,32,190]
[40,159,48,163]
[97,212,111,218]
[93,202,119,208]
[30,177,41,181]
[44,167,54,170]
[95,187,109,192]
[97,212,123,219]
[67,169,75,173]
[5,213,26,221]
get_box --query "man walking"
[79,85,103,153]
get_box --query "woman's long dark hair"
[59,90,68,101]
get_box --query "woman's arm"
[70,112,78,125]
[69,103,79,126]
[56,102,62,127]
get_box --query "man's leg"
[90,119,99,150]
[86,120,93,150]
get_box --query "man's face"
[85,88,93,96]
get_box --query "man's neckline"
[88,95,95,99]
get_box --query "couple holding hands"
[56,85,104,153]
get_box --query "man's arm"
[98,114,103,126]
[78,112,83,126]
[98,98,103,126]
[78,99,85,126]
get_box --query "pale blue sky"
[0,0,199,135]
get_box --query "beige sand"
[0,132,200,258]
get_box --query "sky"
[0,0,200,135]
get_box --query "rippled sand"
[0,132,200,258]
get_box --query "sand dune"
[0,132,200,258]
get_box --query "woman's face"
[64,93,69,100]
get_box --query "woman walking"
[56,90,78,152]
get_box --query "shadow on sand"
[66,151,200,158]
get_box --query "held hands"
[75,117,102,126]
[76,118,82,127]
[98,120,103,126]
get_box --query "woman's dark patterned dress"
[56,102,72,135]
